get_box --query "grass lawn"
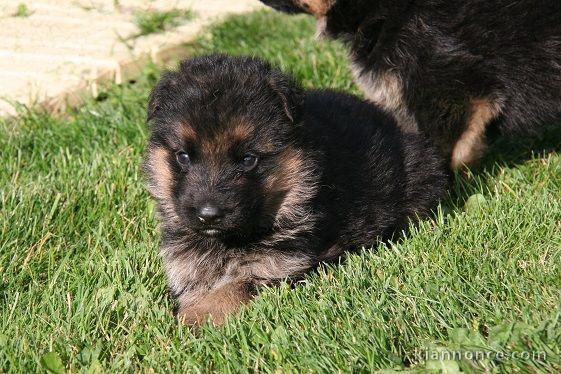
[1,10,560,372]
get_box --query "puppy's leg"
[450,99,502,169]
[177,281,255,326]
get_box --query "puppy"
[144,55,447,325]
[260,0,561,168]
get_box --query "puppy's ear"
[267,72,305,124]
[147,72,180,122]
[147,91,162,122]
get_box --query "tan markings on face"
[350,63,419,134]
[179,123,197,142]
[200,118,254,155]
[262,146,318,233]
[230,118,254,140]
[450,99,502,169]
[263,146,303,196]
[296,0,335,17]
[147,147,173,199]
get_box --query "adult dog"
[260,0,561,168]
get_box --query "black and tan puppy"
[260,0,561,168]
[144,55,447,325]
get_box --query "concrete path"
[0,0,263,117]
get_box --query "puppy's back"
[301,90,447,242]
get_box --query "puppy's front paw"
[176,304,222,326]
[176,282,255,327]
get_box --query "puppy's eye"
[176,151,190,167]
[240,154,258,171]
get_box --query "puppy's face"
[145,56,305,242]
[259,0,335,17]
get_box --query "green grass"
[1,11,560,372]
[13,4,30,18]
[133,8,194,37]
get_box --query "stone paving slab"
[0,0,263,117]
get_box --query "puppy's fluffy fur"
[260,0,561,168]
[144,55,447,325]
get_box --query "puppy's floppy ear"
[147,71,181,122]
[147,90,162,122]
[267,72,305,124]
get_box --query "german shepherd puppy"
[259,0,561,168]
[144,55,447,325]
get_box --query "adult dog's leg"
[450,99,502,169]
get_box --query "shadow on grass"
[448,122,561,207]
[482,122,561,169]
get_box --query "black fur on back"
[300,89,447,249]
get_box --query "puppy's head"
[145,55,308,242]
[259,0,335,17]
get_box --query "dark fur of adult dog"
[144,54,447,325]
[259,0,561,169]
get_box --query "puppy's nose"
[197,204,224,225]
